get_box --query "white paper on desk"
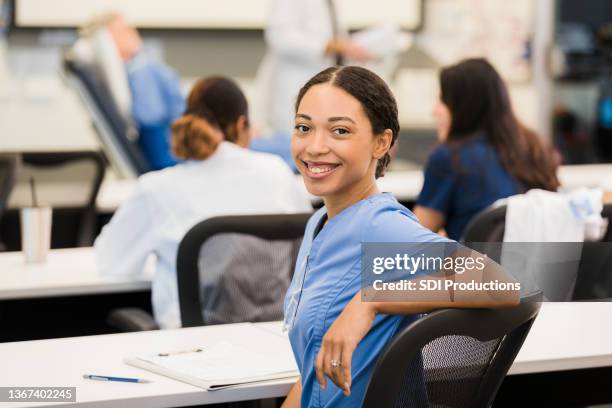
[125,341,298,391]
[350,24,413,58]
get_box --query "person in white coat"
[255,0,371,135]
[94,76,312,329]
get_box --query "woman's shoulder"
[137,162,188,189]
[429,143,452,161]
[132,163,206,207]
[449,134,494,156]
[364,194,417,227]
[440,135,499,169]
[362,194,449,243]
[425,144,453,172]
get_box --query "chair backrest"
[462,203,612,243]
[362,292,542,408]
[19,151,106,247]
[0,155,19,251]
[462,203,612,300]
[176,213,311,327]
[63,57,151,177]
[461,205,507,243]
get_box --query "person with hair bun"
[95,76,312,329]
[281,66,518,407]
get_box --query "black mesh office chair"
[362,292,542,408]
[461,205,507,243]
[177,213,311,327]
[64,57,151,177]
[461,203,612,300]
[20,151,106,247]
[108,213,311,331]
[0,155,19,251]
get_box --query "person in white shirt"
[254,0,371,136]
[94,76,312,329]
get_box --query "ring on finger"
[330,359,342,369]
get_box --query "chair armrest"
[107,308,159,332]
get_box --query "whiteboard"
[15,0,423,30]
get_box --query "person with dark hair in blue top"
[414,58,560,240]
[281,65,519,408]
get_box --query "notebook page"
[136,341,297,384]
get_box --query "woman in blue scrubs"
[282,66,519,407]
[414,58,560,240]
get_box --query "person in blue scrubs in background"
[414,58,560,240]
[107,15,184,170]
[281,66,519,407]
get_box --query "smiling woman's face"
[292,83,381,199]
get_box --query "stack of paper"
[125,340,298,390]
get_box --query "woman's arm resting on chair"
[315,254,520,395]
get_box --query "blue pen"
[83,374,150,383]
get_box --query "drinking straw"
[29,177,38,207]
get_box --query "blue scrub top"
[283,192,450,407]
[416,135,522,240]
[127,52,185,170]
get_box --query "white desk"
[1,303,611,407]
[558,164,612,192]
[94,173,420,213]
[376,164,612,204]
[260,303,612,376]
[509,302,612,375]
[0,322,295,408]
[7,163,612,213]
[377,169,423,202]
[0,248,153,300]
[97,164,612,213]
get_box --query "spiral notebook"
[125,328,298,391]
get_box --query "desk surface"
[98,164,612,212]
[1,303,611,407]
[0,322,295,408]
[510,302,612,375]
[0,248,153,300]
[8,164,612,212]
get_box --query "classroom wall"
[0,0,554,158]
[14,0,423,30]
[0,29,269,154]
[0,27,438,155]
